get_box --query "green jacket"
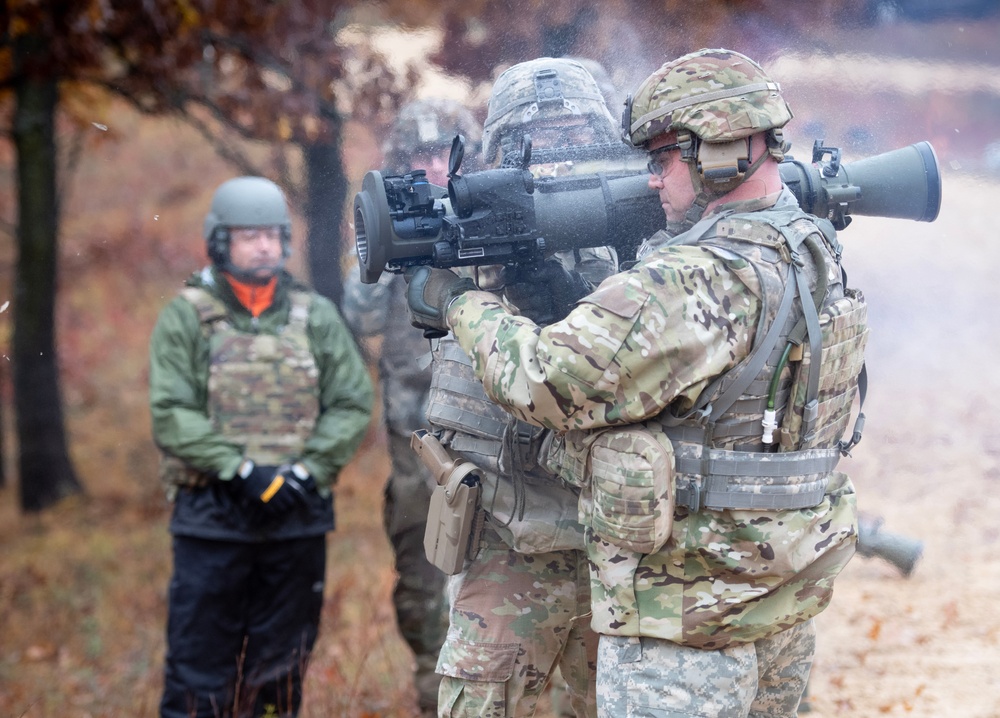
[149,266,373,492]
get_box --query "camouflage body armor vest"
[428,335,555,487]
[202,288,320,463]
[427,334,587,554]
[159,287,320,494]
[660,207,868,512]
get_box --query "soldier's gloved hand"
[236,459,308,515]
[275,462,316,495]
[502,260,593,324]
[404,266,476,338]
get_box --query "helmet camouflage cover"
[483,57,618,163]
[624,48,793,148]
[385,97,481,171]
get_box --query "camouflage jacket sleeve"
[448,244,761,432]
[299,294,375,486]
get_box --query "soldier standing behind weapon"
[416,57,641,718]
[406,48,869,717]
[341,98,483,717]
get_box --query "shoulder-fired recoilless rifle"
[353,135,941,284]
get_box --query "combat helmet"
[482,57,619,164]
[624,48,791,150]
[564,56,623,114]
[624,48,793,230]
[385,98,482,173]
[203,176,292,268]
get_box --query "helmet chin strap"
[674,138,771,234]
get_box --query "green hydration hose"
[763,235,831,441]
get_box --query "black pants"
[160,535,327,718]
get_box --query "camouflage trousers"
[436,527,598,718]
[384,430,448,711]
[596,619,815,718]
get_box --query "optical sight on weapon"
[353,136,942,284]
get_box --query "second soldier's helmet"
[482,57,619,164]
[623,48,792,150]
[203,176,292,266]
[384,98,482,173]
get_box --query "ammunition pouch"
[544,423,675,555]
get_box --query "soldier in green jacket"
[150,176,373,718]
[405,49,865,718]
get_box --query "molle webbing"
[427,338,512,442]
[670,443,840,512]
[781,290,868,452]
[427,336,552,486]
[201,288,319,465]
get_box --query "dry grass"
[0,439,441,718]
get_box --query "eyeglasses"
[646,142,682,176]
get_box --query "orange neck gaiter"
[224,274,277,318]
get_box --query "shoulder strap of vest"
[286,290,313,331]
[179,286,229,325]
[837,362,867,455]
[708,263,799,422]
[663,208,829,430]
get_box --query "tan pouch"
[586,426,676,555]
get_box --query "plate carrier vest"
[158,286,320,496]
[658,206,869,512]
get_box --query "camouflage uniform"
[342,98,482,713]
[430,58,633,718]
[442,50,864,717]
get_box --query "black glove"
[236,459,309,515]
[502,260,593,324]
[276,462,316,494]
[404,266,476,337]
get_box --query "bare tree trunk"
[304,137,347,305]
[12,33,83,512]
[0,362,6,489]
